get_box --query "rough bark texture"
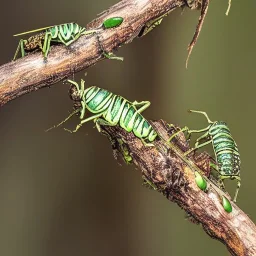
[0,0,186,106]
[99,120,256,256]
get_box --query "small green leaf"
[195,171,207,191]
[222,196,232,213]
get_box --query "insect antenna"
[225,0,232,15]
[188,110,213,124]
[13,26,55,36]
[45,108,80,132]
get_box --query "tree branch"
[99,120,256,256]
[0,0,189,106]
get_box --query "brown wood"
[100,120,256,256]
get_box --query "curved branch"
[0,0,187,106]
[100,120,256,256]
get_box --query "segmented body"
[209,121,240,176]
[81,86,158,142]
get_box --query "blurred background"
[0,0,254,255]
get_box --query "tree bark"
[99,120,256,256]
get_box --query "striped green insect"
[183,110,241,202]
[13,17,124,60]
[50,79,158,143]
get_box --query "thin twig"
[0,0,189,106]
[99,120,256,256]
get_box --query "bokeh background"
[0,0,255,255]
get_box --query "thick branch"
[100,120,256,256]
[0,0,186,106]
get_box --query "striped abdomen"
[83,86,158,142]
[47,23,84,41]
[209,121,240,176]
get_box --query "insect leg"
[184,138,212,156]
[96,34,123,61]
[168,126,189,143]
[220,175,241,202]
[132,101,151,113]
[42,32,52,58]
[95,118,115,132]
[233,178,241,203]
[65,113,103,133]
[13,39,25,60]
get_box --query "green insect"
[183,110,241,203]
[13,23,97,60]
[49,79,158,143]
[13,17,124,60]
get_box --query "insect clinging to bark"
[13,17,124,60]
[183,110,241,202]
[13,23,98,60]
[48,79,158,143]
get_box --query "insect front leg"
[168,126,189,143]
[184,133,212,156]
[13,39,26,60]
[65,113,103,133]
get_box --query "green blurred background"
[0,0,255,255]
